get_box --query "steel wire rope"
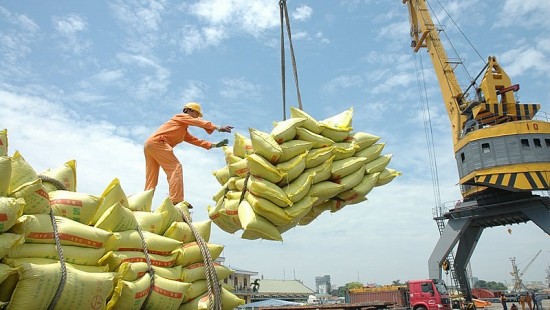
[425,0,476,84]
[415,1,463,106]
[279,0,303,120]
[412,52,442,216]
[177,205,222,310]
[427,0,488,102]
[413,51,464,296]
[433,0,485,63]
[279,0,286,120]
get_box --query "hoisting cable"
[433,0,485,64]
[427,0,486,95]
[412,53,442,215]
[415,3,462,108]
[279,0,287,120]
[279,0,303,120]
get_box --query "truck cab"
[408,279,451,310]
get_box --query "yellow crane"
[403,0,550,304]
[404,0,550,198]
[510,250,542,293]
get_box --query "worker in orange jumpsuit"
[144,102,233,205]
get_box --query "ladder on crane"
[433,202,461,295]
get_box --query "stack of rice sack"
[210,107,400,241]
[0,129,244,310]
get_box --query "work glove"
[217,126,234,133]
[214,139,229,148]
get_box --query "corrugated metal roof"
[255,279,315,294]
[228,265,259,276]
[239,298,302,308]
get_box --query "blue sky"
[1,0,549,290]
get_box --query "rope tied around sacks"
[238,172,251,205]
[38,175,158,309]
[47,208,67,310]
[38,175,68,192]
[36,175,68,310]
[136,223,156,310]
[177,204,222,310]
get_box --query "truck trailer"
[348,279,452,310]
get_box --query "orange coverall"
[144,113,217,204]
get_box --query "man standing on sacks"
[144,102,233,206]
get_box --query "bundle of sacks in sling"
[0,129,244,310]
[210,107,400,241]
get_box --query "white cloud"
[499,44,550,78]
[177,24,228,55]
[377,20,409,42]
[54,14,87,35]
[180,80,208,103]
[219,77,263,101]
[322,75,363,94]
[116,53,171,100]
[70,91,107,103]
[291,31,308,41]
[52,13,91,54]
[108,0,167,54]
[0,6,40,79]
[0,6,39,32]
[109,0,167,32]
[92,69,125,84]
[189,0,279,37]
[315,32,330,44]
[498,0,550,29]
[292,5,312,22]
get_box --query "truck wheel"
[416,306,427,310]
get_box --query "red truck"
[349,279,452,310]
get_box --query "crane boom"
[404,0,466,146]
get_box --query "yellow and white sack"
[10,214,113,248]
[49,190,103,225]
[39,160,77,192]
[6,262,117,310]
[106,230,182,256]
[91,178,129,225]
[7,243,108,266]
[0,198,25,233]
[163,220,212,243]
[174,242,224,267]
[127,189,154,212]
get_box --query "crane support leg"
[454,225,483,302]
[428,218,471,279]
[521,200,550,234]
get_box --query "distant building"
[249,279,315,303]
[216,258,314,304]
[316,275,331,294]
[224,264,259,304]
